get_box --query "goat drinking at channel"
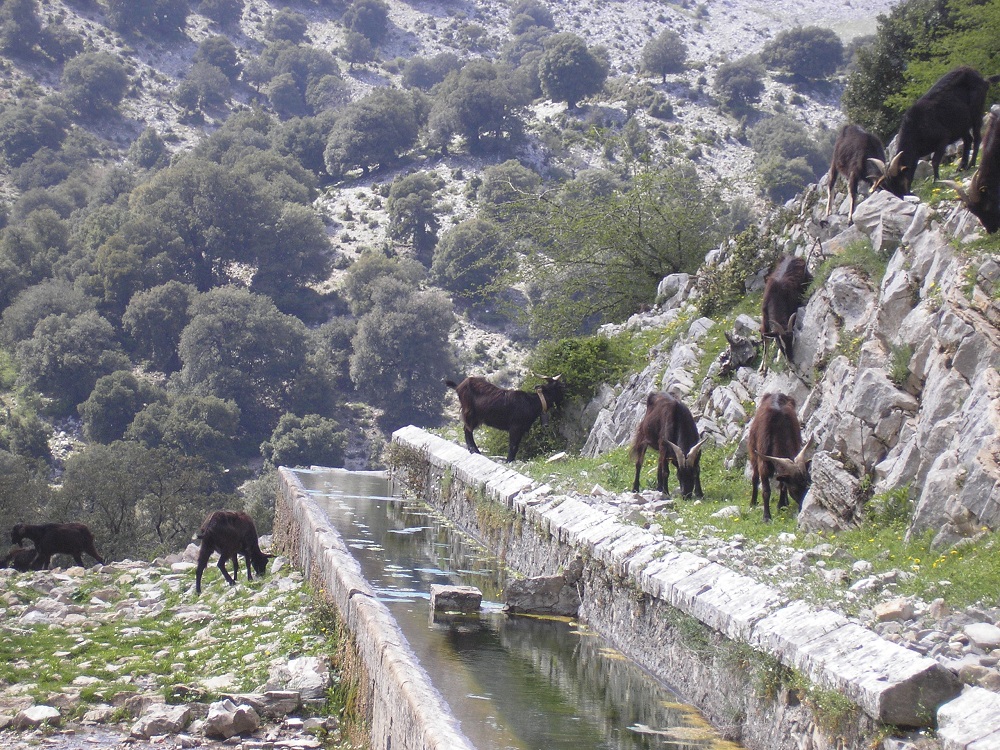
[748,393,811,522]
[872,66,1000,197]
[760,255,812,373]
[825,124,887,224]
[630,392,706,498]
[195,511,272,594]
[446,375,566,462]
[11,522,105,569]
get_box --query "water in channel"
[295,468,741,750]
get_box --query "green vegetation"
[0,567,338,716]
[808,238,887,293]
[521,442,1000,610]
[843,0,1000,141]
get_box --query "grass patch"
[521,447,1000,610]
[808,237,887,294]
[0,565,338,718]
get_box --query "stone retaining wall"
[388,426,994,750]
[273,467,476,750]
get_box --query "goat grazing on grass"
[760,255,812,373]
[945,108,1000,233]
[446,375,566,462]
[825,124,887,224]
[11,522,105,569]
[0,546,41,572]
[872,66,1000,197]
[748,393,811,523]
[195,511,273,595]
[630,392,707,498]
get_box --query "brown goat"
[945,108,1000,233]
[748,393,811,522]
[195,511,272,594]
[11,522,105,568]
[0,546,41,572]
[825,124,887,224]
[630,393,706,498]
[446,375,566,462]
[760,255,812,373]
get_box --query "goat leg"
[463,427,480,454]
[762,479,773,523]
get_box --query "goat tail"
[445,379,459,390]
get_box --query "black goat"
[760,255,812,373]
[748,393,811,522]
[945,108,1000,233]
[446,375,566,462]
[825,124,887,224]
[11,522,105,568]
[195,511,272,594]
[630,392,706,498]
[873,66,1000,197]
[0,546,41,572]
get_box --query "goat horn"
[868,157,887,175]
[763,455,804,476]
[787,312,798,330]
[794,436,812,468]
[686,437,709,462]
[888,151,904,173]
[941,179,971,203]
[665,440,687,468]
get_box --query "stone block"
[938,687,1000,750]
[429,584,482,614]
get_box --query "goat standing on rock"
[760,255,812,373]
[11,522,105,569]
[945,107,1000,233]
[825,124,887,224]
[195,511,273,594]
[630,392,706,498]
[748,393,811,522]
[446,375,566,462]
[872,66,1000,197]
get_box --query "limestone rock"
[131,704,192,738]
[430,584,482,614]
[966,623,1000,651]
[12,705,60,729]
[204,699,260,739]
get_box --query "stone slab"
[939,687,1000,750]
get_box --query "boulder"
[798,452,862,532]
[203,699,259,740]
[430,584,482,614]
[131,704,192,738]
[12,705,60,730]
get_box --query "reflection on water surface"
[295,468,742,750]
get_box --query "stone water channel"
[292,467,738,750]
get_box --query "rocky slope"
[572,163,1000,706]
